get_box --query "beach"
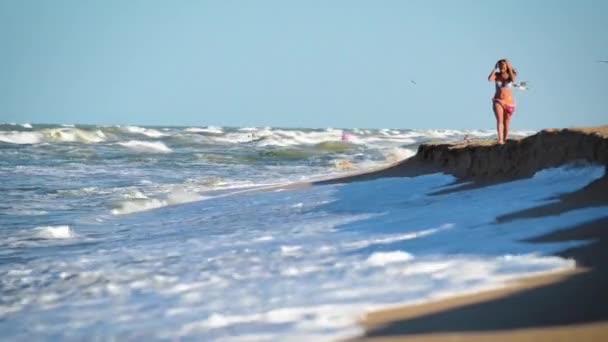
[3,0,606,339]
[352,127,608,341]
[1,124,607,340]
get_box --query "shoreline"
[351,217,608,341]
[187,126,607,341]
[337,126,608,341]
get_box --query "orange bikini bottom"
[493,98,516,115]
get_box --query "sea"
[1,123,606,341]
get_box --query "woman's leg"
[493,101,505,144]
[503,112,512,142]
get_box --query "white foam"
[178,305,365,341]
[166,189,203,205]
[123,190,148,199]
[366,251,414,266]
[237,127,259,132]
[111,198,165,215]
[123,126,166,138]
[111,189,203,215]
[254,235,274,242]
[281,265,321,276]
[383,147,416,163]
[46,128,106,143]
[345,225,451,250]
[21,123,33,129]
[185,126,224,134]
[183,313,256,331]
[33,225,75,239]
[184,127,208,133]
[0,131,43,144]
[218,128,345,147]
[203,127,444,148]
[280,245,303,257]
[117,140,172,153]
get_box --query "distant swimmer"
[341,131,352,142]
[488,59,518,145]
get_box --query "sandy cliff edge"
[315,126,608,186]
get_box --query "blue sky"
[1,0,606,129]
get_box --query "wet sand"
[354,215,608,341]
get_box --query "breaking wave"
[111,189,203,215]
[117,140,172,153]
[33,225,76,239]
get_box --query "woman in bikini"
[488,59,517,144]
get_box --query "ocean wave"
[117,140,172,153]
[237,127,260,132]
[0,122,32,130]
[184,126,224,134]
[208,131,271,144]
[33,225,76,239]
[382,147,416,163]
[315,141,357,152]
[111,189,203,215]
[0,131,44,144]
[251,140,358,162]
[46,128,107,143]
[111,197,167,215]
[0,125,538,150]
[251,135,295,147]
[179,305,363,334]
[280,245,303,257]
[258,149,317,160]
[344,224,452,250]
[365,251,414,266]
[122,126,166,138]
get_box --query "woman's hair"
[497,59,517,81]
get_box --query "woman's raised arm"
[488,67,497,82]
[506,60,517,83]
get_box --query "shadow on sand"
[359,173,608,339]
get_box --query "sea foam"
[0,131,43,144]
[46,128,106,143]
[185,126,224,134]
[123,126,166,138]
[365,251,414,266]
[33,226,75,239]
[111,189,203,215]
[117,140,172,153]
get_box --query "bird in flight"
[597,60,608,63]
[512,81,529,91]
[410,80,417,85]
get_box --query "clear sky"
[1,0,606,129]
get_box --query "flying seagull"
[512,81,529,91]
[410,80,417,85]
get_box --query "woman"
[488,59,517,144]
